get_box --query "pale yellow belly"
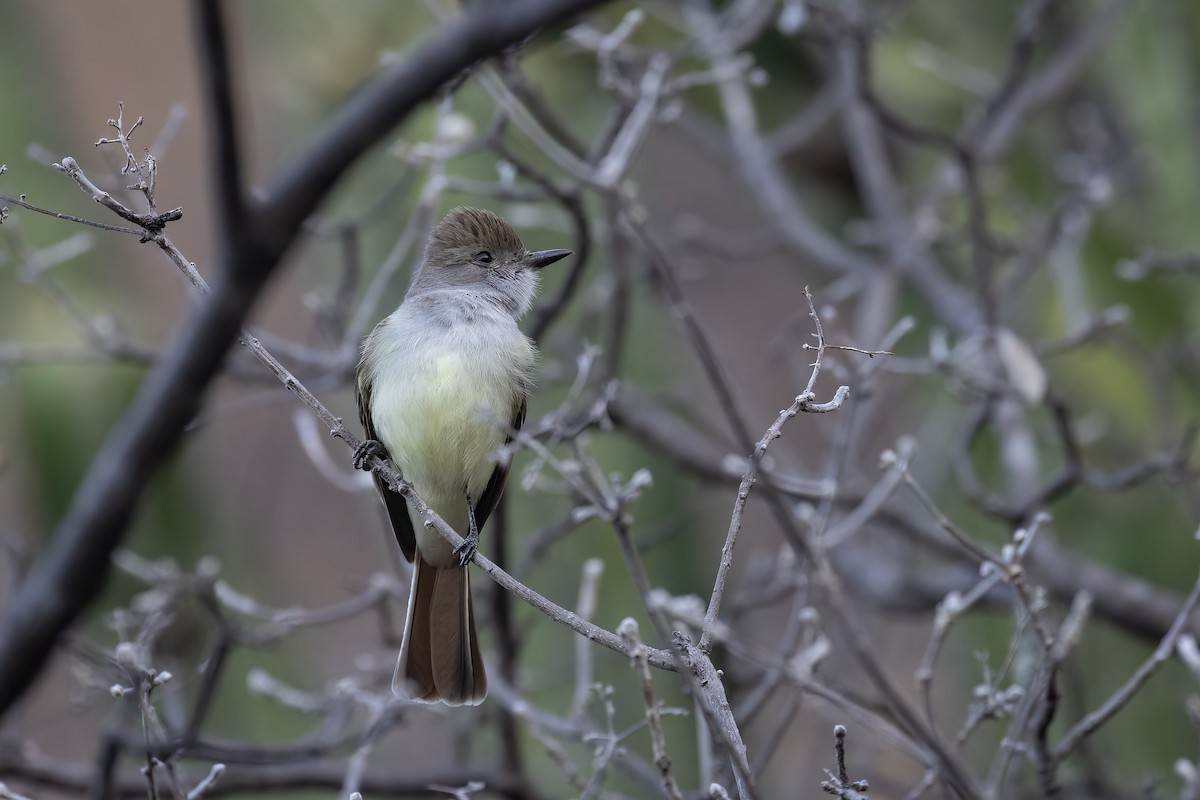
[371,347,518,565]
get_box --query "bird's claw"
[458,492,480,566]
[455,535,479,566]
[353,439,387,471]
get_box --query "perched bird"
[354,207,570,705]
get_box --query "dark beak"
[521,249,572,271]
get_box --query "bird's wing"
[473,397,526,530]
[356,353,417,563]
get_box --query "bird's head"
[413,206,571,316]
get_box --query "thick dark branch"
[254,0,609,257]
[193,0,246,245]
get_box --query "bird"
[354,206,571,705]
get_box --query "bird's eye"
[473,251,494,265]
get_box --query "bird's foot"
[353,439,387,471]
[455,533,479,566]
[457,493,480,566]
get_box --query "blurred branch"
[192,0,246,245]
[682,2,873,280]
[0,746,530,800]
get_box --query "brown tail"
[394,551,486,705]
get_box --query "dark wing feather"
[473,397,526,530]
[356,356,417,563]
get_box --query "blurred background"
[2,1,1200,798]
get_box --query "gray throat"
[406,287,526,326]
